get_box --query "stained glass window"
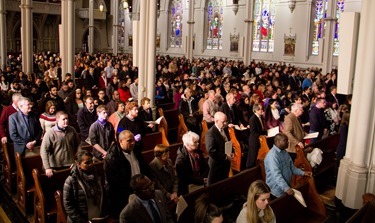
[333,0,345,56]
[252,0,276,52]
[206,0,223,50]
[169,0,183,48]
[312,0,328,55]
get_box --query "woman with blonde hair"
[236,180,276,223]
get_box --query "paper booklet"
[292,188,307,207]
[267,126,279,137]
[304,132,319,139]
[145,116,163,124]
[176,195,188,221]
[225,141,233,156]
[234,125,248,131]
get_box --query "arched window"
[169,0,183,48]
[333,0,345,56]
[206,0,223,50]
[312,0,328,55]
[252,0,276,52]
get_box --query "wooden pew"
[157,102,175,111]
[270,178,328,223]
[2,143,16,194]
[178,165,263,223]
[143,131,164,152]
[158,108,180,143]
[177,114,188,142]
[32,168,71,223]
[304,134,340,192]
[345,202,370,223]
[200,120,209,158]
[15,153,43,216]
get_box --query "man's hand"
[102,151,108,158]
[286,188,295,196]
[170,192,179,203]
[297,142,304,148]
[228,123,234,128]
[46,169,54,178]
[1,137,7,144]
[304,171,313,177]
[26,141,36,150]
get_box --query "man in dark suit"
[77,96,97,144]
[219,92,238,128]
[9,97,42,156]
[104,130,150,219]
[246,104,267,169]
[309,98,328,143]
[119,174,174,223]
[206,112,232,185]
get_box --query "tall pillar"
[0,0,6,70]
[88,0,94,54]
[61,0,75,79]
[186,0,194,62]
[132,19,139,67]
[321,0,336,75]
[138,0,147,103]
[112,0,119,55]
[146,0,156,105]
[243,0,254,66]
[20,0,33,75]
[67,0,75,77]
[335,0,375,209]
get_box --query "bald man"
[104,130,150,219]
[206,112,232,185]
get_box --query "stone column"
[20,0,33,74]
[61,0,75,79]
[138,0,147,103]
[146,0,156,105]
[0,0,6,70]
[88,0,94,54]
[132,19,139,67]
[243,0,254,66]
[321,0,336,74]
[112,0,119,55]
[335,0,375,209]
[186,0,194,62]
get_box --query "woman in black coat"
[63,151,107,223]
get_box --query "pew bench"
[15,153,43,216]
[143,131,165,152]
[32,168,71,223]
[157,102,175,111]
[2,143,16,195]
[178,165,263,223]
[345,202,370,223]
[158,108,180,143]
[270,178,328,223]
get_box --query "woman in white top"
[236,180,276,223]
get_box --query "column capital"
[187,21,195,24]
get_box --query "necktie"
[220,129,228,142]
[258,116,264,131]
[149,200,161,223]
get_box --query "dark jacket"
[77,106,98,142]
[104,142,150,218]
[63,165,105,223]
[175,146,208,195]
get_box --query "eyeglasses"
[142,182,155,191]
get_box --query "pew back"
[178,165,263,223]
[32,168,71,223]
[2,143,16,194]
[15,153,43,215]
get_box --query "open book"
[292,188,307,207]
[234,125,248,131]
[176,195,188,221]
[304,132,319,139]
[267,126,279,137]
[145,116,163,125]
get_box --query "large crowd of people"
[0,51,352,222]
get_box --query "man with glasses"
[206,112,232,185]
[119,174,174,223]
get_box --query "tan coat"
[283,113,305,153]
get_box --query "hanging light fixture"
[288,0,296,13]
[99,1,104,12]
